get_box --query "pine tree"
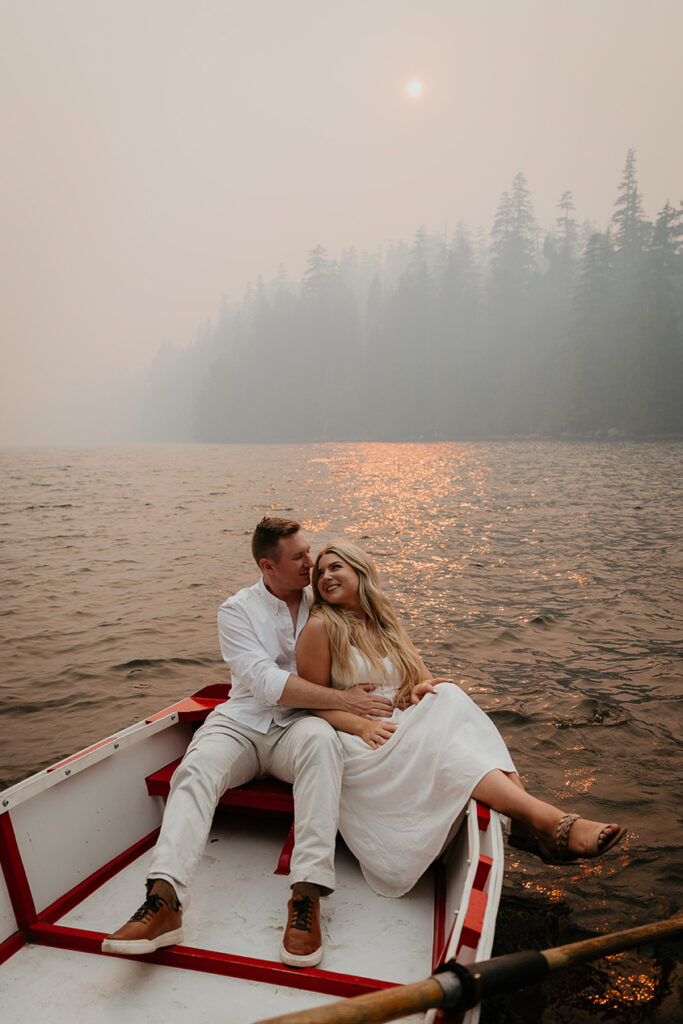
[556,190,578,257]
[303,244,334,298]
[611,149,650,273]
[490,173,538,298]
[637,201,683,431]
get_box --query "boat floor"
[2,944,350,1024]
[3,813,432,1022]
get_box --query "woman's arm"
[295,613,333,685]
[315,708,398,749]
[297,614,397,748]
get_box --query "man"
[102,516,392,967]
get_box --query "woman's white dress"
[332,651,516,897]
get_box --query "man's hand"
[338,684,393,718]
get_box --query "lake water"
[1,441,682,1022]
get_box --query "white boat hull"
[1,687,504,1022]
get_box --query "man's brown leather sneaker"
[279,894,323,968]
[102,880,183,955]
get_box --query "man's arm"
[218,601,293,706]
[218,600,392,716]
[279,673,394,717]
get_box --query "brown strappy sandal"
[509,814,626,864]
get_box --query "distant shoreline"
[2,434,683,450]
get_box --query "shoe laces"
[130,893,167,924]
[290,895,315,932]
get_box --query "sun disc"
[408,81,423,99]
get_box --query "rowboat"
[0,684,504,1023]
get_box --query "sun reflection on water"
[297,442,677,1020]
[562,767,596,795]
[591,960,657,1007]
[3,441,681,1021]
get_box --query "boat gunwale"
[1,688,505,1018]
[0,712,181,814]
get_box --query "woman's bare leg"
[472,770,621,857]
[507,772,526,791]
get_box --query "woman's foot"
[534,813,626,864]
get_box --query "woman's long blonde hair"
[311,541,423,705]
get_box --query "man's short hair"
[251,515,301,565]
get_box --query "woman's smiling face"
[316,552,360,609]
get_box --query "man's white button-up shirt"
[216,578,313,733]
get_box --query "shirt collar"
[257,577,281,610]
[257,577,312,612]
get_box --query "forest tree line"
[139,151,683,442]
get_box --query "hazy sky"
[2,0,682,444]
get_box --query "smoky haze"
[1,0,682,445]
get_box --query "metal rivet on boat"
[113,742,119,749]
[65,769,71,776]
[171,714,177,720]
[2,799,8,807]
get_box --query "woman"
[296,540,625,898]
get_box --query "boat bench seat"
[145,760,294,814]
[145,760,295,875]
[143,686,296,873]
[145,687,295,814]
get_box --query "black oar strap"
[432,960,470,1010]
[252,914,683,1024]
[434,950,549,1010]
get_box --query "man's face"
[268,530,314,593]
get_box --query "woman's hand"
[359,718,399,750]
[410,677,453,705]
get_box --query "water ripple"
[0,440,681,1022]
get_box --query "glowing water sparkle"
[1,441,681,1021]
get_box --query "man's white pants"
[147,710,343,904]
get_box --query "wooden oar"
[254,910,683,1024]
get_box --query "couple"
[103,516,625,968]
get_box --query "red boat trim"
[38,829,160,925]
[30,922,399,999]
[145,697,224,724]
[0,812,37,930]
[0,930,26,966]
[431,856,448,970]
[456,888,488,953]
[47,738,116,772]
[476,803,491,832]
[146,760,295,814]
[436,802,494,968]
[473,853,493,890]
